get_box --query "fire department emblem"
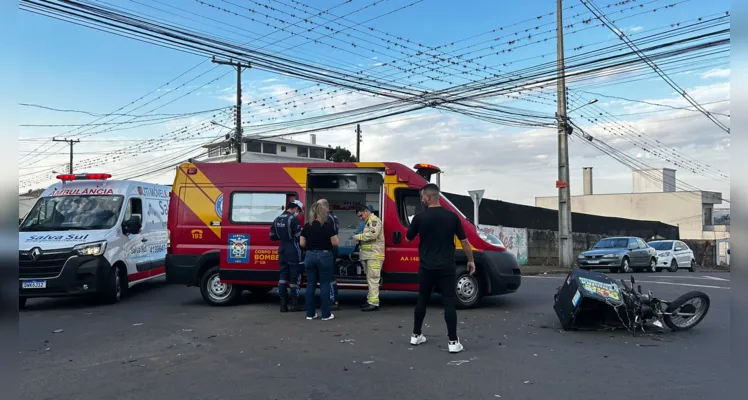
[227,234,250,263]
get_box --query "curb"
[521,269,570,276]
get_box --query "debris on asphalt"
[523,381,532,384]
[53,329,63,333]
[182,329,193,332]
[447,360,470,366]
[133,323,143,326]
[340,339,355,344]
[363,360,374,364]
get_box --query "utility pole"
[355,124,362,161]
[212,57,251,163]
[556,0,573,269]
[52,137,80,174]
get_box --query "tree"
[326,146,357,162]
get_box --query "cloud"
[21,79,730,208]
[701,68,730,79]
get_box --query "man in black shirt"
[406,183,475,353]
[272,201,303,313]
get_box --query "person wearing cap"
[271,200,304,312]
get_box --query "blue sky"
[12,0,731,205]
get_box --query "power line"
[580,0,730,134]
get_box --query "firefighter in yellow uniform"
[354,205,384,312]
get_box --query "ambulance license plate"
[22,280,46,289]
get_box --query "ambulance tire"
[100,263,125,305]
[454,266,483,309]
[200,266,242,306]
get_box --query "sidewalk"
[520,266,570,275]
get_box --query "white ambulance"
[18,173,170,308]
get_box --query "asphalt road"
[20,271,730,400]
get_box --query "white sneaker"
[410,334,427,345]
[322,313,335,321]
[448,339,464,353]
[306,313,318,320]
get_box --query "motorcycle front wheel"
[663,291,710,331]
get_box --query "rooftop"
[203,135,330,150]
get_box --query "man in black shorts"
[406,183,475,353]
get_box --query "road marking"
[634,280,729,290]
[645,275,730,282]
[524,275,564,279]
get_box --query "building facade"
[535,168,728,240]
[203,134,334,164]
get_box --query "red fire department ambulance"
[165,161,521,308]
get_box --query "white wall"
[478,225,529,265]
[535,191,708,239]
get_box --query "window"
[628,238,638,249]
[649,241,673,251]
[221,144,231,155]
[263,143,277,154]
[230,192,286,223]
[675,241,689,251]
[395,188,423,226]
[247,141,261,153]
[20,195,125,232]
[124,197,143,225]
[297,146,309,157]
[310,148,325,159]
[208,147,220,157]
[280,146,287,152]
[636,238,648,249]
[593,238,629,249]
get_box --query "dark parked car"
[576,237,658,273]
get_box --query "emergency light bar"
[414,163,441,173]
[56,173,112,181]
[413,163,442,184]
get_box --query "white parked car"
[647,240,696,272]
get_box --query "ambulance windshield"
[21,195,125,232]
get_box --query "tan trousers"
[362,258,383,306]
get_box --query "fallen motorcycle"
[553,269,710,335]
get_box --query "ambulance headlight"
[73,241,107,256]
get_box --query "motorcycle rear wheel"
[663,291,710,331]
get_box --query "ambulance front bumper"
[19,255,112,298]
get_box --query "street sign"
[555,181,568,189]
[468,189,485,205]
[467,189,485,226]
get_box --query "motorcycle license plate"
[22,280,46,289]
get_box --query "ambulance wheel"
[100,263,125,305]
[200,266,241,306]
[19,298,27,309]
[455,267,482,309]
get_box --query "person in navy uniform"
[272,200,304,312]
[316,199,340,310]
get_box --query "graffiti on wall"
[478,225,529,265]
